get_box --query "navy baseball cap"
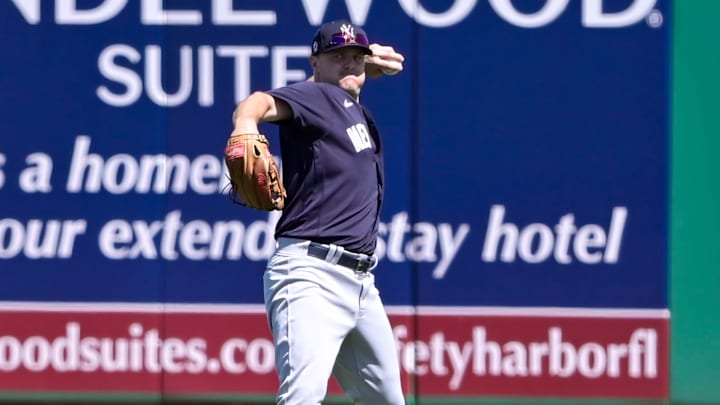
[311,20,372,56]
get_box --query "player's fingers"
[369,44,405,62]
[366,55,404,72]
[379,50,405,63]
[382,60,404,72]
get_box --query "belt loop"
[368,255,379,271]
[324,244,336,262]
[334,246,345,263]
[324,244,344,264]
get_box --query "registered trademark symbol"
[647,9,663,28]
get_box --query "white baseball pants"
[263,237,405,405]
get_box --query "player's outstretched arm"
[365,44,405,78]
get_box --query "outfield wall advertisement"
[0,305,667,400]
[0,1,669,402]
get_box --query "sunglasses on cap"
[328,32,369,47]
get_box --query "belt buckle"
[355,259,368,273]
[353,254,374,273]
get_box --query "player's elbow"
[234,92,274,123]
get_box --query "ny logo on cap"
[339,24,356,43]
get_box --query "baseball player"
[230,20,405,405]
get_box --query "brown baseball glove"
[224,134,286,210]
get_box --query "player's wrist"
[232,119,261,136]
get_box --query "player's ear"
[309,55,318,70]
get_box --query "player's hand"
[365,44,405,78]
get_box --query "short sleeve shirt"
[267,82,384,255]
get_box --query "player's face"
[312,47,367,98]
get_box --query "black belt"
[307,242,374,273]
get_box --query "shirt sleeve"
[267,82,332,128]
